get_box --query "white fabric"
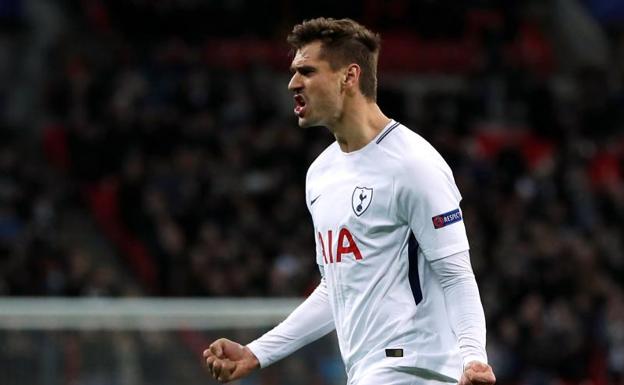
[430,250,488,368]
[248,120,487,383]
[247,278,334,368]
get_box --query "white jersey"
[306,120,469,381]
[247,120,486,384]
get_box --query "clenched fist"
[203,338,260,383]
[459,361,496,385]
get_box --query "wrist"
[463,358,488,371]
[243,346,261,370]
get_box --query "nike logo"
[310,195,321,206]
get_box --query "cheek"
[312,94,339,119]
[317,83,342,107]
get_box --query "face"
[288,41,345,128]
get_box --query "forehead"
[291,41,326,68]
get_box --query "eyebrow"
[290,65,316,74]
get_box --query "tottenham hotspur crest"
[352,187,373,216]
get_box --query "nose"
[288,73,302,92]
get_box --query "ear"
[342,64,361,93]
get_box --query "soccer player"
[204,18,496,385]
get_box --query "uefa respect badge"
[432,208,462,229]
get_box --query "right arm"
[205,172,335,382]
[247,275,335,367]
[204,277,334,383]
[248,177,336,368]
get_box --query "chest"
[308,162,397,237]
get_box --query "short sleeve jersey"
[306,120,469,382]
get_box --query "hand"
[203,338,260,383]
[459,361,496,385]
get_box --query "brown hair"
[287,18,381,101]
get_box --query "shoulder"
[376,122,453,181]
[385,124,463,224]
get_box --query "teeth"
[293,94,306,117]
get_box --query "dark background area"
[1,1,624,384]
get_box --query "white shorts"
[350,365,459,385]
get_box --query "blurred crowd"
[1,0,624,384]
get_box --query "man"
[204,17,496,385]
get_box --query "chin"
[296,112,328,129]
[297,117,315,128]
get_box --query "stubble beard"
[298,94,342,129]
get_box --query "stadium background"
[1,0,624,384]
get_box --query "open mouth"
[293,94,306,117]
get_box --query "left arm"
[395,151,495,384]
[430,250,495,385]
[430,250,487,368]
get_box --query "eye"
[298,67,315,76]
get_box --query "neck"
[330,97,391,153]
